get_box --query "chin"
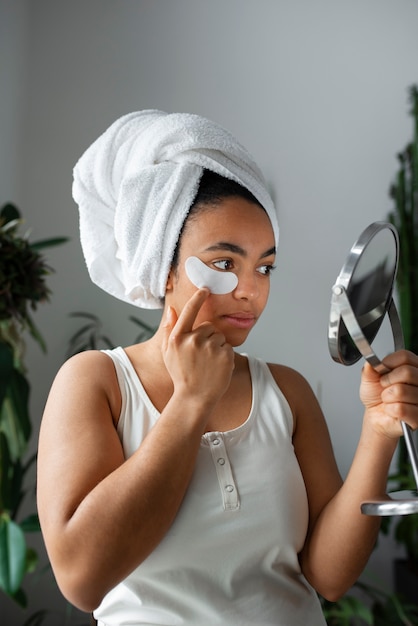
[225,329,252,348]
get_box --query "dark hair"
[171,170,263,269]
[190,169,262,209]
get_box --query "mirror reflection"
[338,228,397,364]
[328,223,398,366]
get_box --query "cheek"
[191,300,217,329]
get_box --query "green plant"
[384,84,418,568]
[66,311,157,356]
[0,202,68,607]
[66,312,115,355]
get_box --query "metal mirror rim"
[328,221,399,366]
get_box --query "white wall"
[2,0,418,622]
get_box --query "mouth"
[222,312,257,330]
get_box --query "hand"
[161,289,235,411]
[360,350,418,438]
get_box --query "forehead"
[181,197,275,248]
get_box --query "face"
[166,197,276,346]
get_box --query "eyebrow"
[204,242,276,259]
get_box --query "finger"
[197,324,228,346]
[380,363,418,389]
[382,382,418,405]
[382,400,418,429]
[161,306,178,352]
[381,349,418,372]
[361,361,381,383]
[163,305,178,328]
[171,288,210,336]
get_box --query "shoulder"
[265,362,320,432]
[266,362,315,402]
[51,350,122,423]
[266,362,309,385]
[57,349,117,381]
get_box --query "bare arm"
[271,350,418,601]
[37,289,234,611]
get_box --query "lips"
[222,312,256,329]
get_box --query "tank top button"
[217,457,225,465]
[212,438,220,445]
[225,485,234,492]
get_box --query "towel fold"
[72,110,278,309]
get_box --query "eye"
[257,264,276,276]
[213,259,234,271]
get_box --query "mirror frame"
[328,221,400,367]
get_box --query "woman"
[37,111,418,626]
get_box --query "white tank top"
[94,347,326,626]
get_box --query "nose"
[233,271,260,300]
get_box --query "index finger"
[172,288,210,336]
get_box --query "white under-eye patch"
[185,256,238,294]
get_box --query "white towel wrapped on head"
[72,110,279,309]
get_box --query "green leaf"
[129,316,157,343]
[20,514,41,533]
[2,437,25,517]
[22,609,51,626]
[8,368,31,442]
[69,311,100,320]
[101,335,115,349]
[22,451,37,475]
[0,516,26,595]
[129,316,157,334]
[25,547,38,573]
[30,236,69,251]
[0,431,12,510]
[0,203,20,226]
[11,585,27,608]
[24,312,47,353]
[68,322,97,345]
[321,592,374,625]
[0,438,32,520]
[0,370,31,462]
[0,342,14,408]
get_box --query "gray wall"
[2,0,418,622]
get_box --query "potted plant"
[0,202,68,609]
[383,84,418,605]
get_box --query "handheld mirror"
[328,221,418,516]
